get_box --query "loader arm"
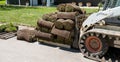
[81,6,120,34]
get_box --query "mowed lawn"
[0,6,57,26]
[0,1,5,5]
[0,5,98,26]
[84,8,98,14]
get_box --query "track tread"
[79,30,120,62]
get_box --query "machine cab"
[103,0,120,26]
[103,0,120,10]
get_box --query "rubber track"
[80,28,120,62]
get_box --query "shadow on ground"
[21,40,120,62]
[38,42,80,53]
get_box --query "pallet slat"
[0,32,16,40]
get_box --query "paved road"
[0,37,95,62]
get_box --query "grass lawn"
[0,1,5,5]
[0,6,57,26]
[84,8,98,14]
[0,5,98,26]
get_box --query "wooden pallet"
[0,32,17,40]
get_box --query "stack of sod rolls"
[35,3,87,45]
[17,3,87,46]
[36,13,57,41]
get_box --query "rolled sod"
[41,27,51,33]
[54,36,65,44]
[57,3,86,14]
[55,19,74,31]
[42,13,57,22]
[51,27,71,39]
[54,19,64,29]
[37,19,54,29]
[57,4,66,12]
[64,38,73,45]
[63,19,74,31]
[17,29,37,42]
[35,31,53,40]
[57,12,79,19]
[65,4,74,12]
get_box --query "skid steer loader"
[79,0,120,61]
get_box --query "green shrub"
[6,23,14,27]
[0,23,18,32]
[0,25,6,32]
[5,27,17,32]
[0,0,5,5]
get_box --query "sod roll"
[54,19,64,29]
[51,27,71,39]
[35,31,52,40]
[37,19,54,29]
[57,12,79,19]
[63,19,74,31]
[41,27,51,33]
[57,4,66,12]
[35,26,41,31]
[65,4,74,12]
[54,36,65,44]
[36,26,52,33]
[65,38,73,45]
[57,3,86,14]
[17,29,37,42]
[42,13,57,22]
